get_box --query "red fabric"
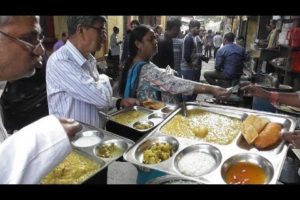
[292,51,300,72]
[289,28,300,48]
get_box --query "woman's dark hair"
[119,25,151,96]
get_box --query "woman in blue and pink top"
[119,25,230,104]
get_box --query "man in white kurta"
[0,16,81,184]
[0,116,71,183]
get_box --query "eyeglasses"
[86,25,106,36]
[0,30,44,56]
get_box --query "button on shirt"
[46,41,116,128]
[215,43,247,79]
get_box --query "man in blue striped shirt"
[46,16,138,128]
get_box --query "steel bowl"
[161,105,177,114]
[134,135,179,164]
[174,144,222,177]
[221,153,274,184]
[72,130,103,148]
[94,139,128,159]
[133,120,154,130]
[148,113,166,119]
[147,175,199,184]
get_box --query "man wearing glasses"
[46,16,138,129]
[0,16,82,183]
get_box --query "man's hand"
[240,83,269,98]
[282,131,300,149]
[120,98,140,108]
[212,86,232,100]
[59,117,82,139]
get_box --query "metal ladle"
[181,101,188,117]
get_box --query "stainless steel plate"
[41,149,106,184]
[46,122,134,184]
[123,102,296,184]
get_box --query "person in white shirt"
[109,26,122,79]
[213,32,223,59]
[46,16,138,128]
[0,16,82,183]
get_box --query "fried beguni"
[142,99,165,110]
[254,122,282,149]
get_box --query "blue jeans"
[181,68,201,101]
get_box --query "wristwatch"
[116,98,122,110]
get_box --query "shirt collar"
[65,40,96,67]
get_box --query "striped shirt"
[0,106,8,143]
[0,81,8,143]
[172,38,183,72]
[46,40,117,128]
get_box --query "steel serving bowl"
[72,130,104,148]
[147,175,199,184]
[174,144,222,177]
[221,153,274,184]
[134,135,179,164]
[161,105,177,114]
[133,120,154,131]
[148,113,166,119]
[94,139,128,159]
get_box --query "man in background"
[204,32,247,86]
[213,32,223,59]
[151,18,182,73]
[109,26,122,80]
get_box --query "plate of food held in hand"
[287,105,300,113]
[241,115,282,150]
[272,103,300,115]
[142,99,165,110]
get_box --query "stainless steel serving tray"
[42,122,134,184]
[123,102,296,184]
[105,104,178,133]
